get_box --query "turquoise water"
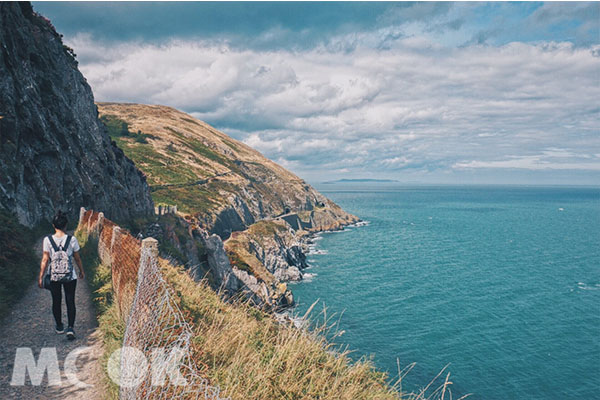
[290,185,600,399]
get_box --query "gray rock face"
[196,226,295,309]
[273,265,302,282]
[248,238,306,282]
[230,266,271,307]
[245,227,308,283]
[0,3,153,226]
[196,228,244,293]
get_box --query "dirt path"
[0,234,106,399]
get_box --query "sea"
[289,184,599,400]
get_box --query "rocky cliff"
[0,3,154,226]
[225,220,307,282]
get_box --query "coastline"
[275,218,369,325]
[299,219,369,257]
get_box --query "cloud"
[32,2,394,50]
[531,2,599,26]
[35,2,600,51]
[462,2,600,47]
[67,32,600,184]
[454,152,600,171]
[38,1,598,185]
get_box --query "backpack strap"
[62,235,72,251]
[47,235,59,252]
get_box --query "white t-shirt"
[43,234,81,280]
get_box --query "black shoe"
[55,323,65,334]
[66,327,75,340]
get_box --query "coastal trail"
[0,234,105,399]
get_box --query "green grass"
[184,137,233,169]
[221,138,241,153]
[100,114,156,144]
[164,126,187,140]
[104,119,231,215]
[159,239,188,265]
[124,142,198,185]
[0,209,39,319]
[225,248,252,273]
[163,126,240,173]
[152,186,220,215]
[100,114,130,138]
[101,112,257,219]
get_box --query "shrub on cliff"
[101,114,131,138]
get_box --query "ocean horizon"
[291,183,600,399]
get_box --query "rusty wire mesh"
[110,229,141,319]
[76,208,228,400]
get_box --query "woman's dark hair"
[52,210,68,231]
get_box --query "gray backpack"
[47,235,74,282]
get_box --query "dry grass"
[161,260,401,400]
[161,260,471,400]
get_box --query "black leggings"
[49,280,77,328]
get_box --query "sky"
[33,2,600,185]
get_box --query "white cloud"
[68,32,600,183]
[381,156,410,167]
[454,153,600,171]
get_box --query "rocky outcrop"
[195,226,293,310]
[276,205,361,233]
[244,222,308,282]
[216,220,305,307]
[0,3,154,227]
[196,229,244,293]
[142,213,296,309]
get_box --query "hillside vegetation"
[96,102,361,309]
[163,260,401,400]
[97,102,359,237]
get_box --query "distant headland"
[322,178,399,184]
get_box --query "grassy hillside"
[97,102,359,234]
[100,112,221,214]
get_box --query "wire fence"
[77,208,229,400]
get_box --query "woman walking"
[38,211,85,340]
